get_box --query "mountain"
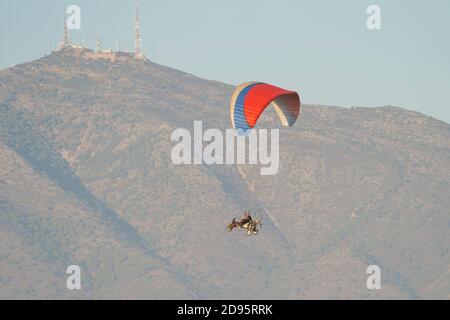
[0,47,449,299]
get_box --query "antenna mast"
[59,17,71,49]
[134,1,145,60]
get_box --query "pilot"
[239,211,252,227]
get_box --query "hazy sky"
[1,0,449,123]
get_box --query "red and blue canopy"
[230,82,301,135]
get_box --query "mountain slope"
[0,48,448,299]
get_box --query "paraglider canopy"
[230,82,301,135]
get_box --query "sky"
[0,0,449,123]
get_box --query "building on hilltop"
[55,1,147,61]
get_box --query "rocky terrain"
[0,47,449,299]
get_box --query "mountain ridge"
[0,48,449,299]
